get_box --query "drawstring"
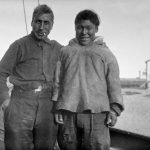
[90,113,93,137]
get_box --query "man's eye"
[87,26,92,30]
[44,21,50,25]
[36,20,41,24]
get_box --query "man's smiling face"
[75,20,98,46]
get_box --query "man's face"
[31,13,53,40]
[75,20,98,46]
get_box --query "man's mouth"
[80,37,90,41]
[38,32,46,36]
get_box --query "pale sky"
[0,0,150,78]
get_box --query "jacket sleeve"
[52,60,62,101]
[0,42,19,105]
[52,48,65,101]
[105,51,124,115]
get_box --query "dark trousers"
[57,111,110,150]
[4,89,58,150]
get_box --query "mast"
[145,59,150,88]
[22,0,28,35]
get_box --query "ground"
[115,88,150,137]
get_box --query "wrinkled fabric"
[4,89,57,150]
[0,32,62,149]
[0,32,62,105]
[57,111,110,150]
[53,37,124,113]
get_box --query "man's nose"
[82,28,87,34]
[40,22,44,30]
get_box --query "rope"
[22,0,28,35]
[37,0,40,5]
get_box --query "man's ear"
[95,26,98,33]
[31,17,35,27]
[31,20,33,27]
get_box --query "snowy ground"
[115,88,150,137]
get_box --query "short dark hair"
[32,4,54,25]
[75,9,100,27]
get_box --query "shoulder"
[48,40,63,54]
[7,35,33,52]
[95,44,118,64]
[58,45,75,61]
[60,45,76,56]
[93,36,115,59]
[7,35,28,51]
[50,40,63,48]
[61,45,70,51]
[14,34,31,45]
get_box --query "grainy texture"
[115,88,150,137]
[0,88,150,140]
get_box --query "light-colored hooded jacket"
[53,37,124,114]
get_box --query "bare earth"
[115,88,150,137]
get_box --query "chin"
[80,42,90,46]
[36,35,45,40]
[79,39,91,46]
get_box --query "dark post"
[145,59,150,88]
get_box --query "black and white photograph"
[0,0,150,150]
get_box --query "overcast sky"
[0,0,150,78]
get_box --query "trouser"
[4,89,58,150]
[57,111,110,150]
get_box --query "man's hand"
[106,110,117,127]
[55,111,64,124]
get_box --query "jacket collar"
[69,36,104,46]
